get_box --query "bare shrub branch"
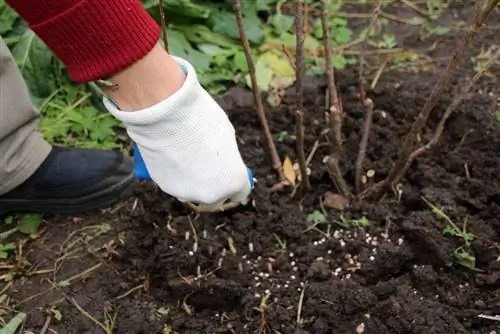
[364,0,499,199]
[158,0,170,52]
[234,0,284,181]
[398,46,500,180]
[319,0,351,197]
[355,0,382,194]
[294,0,310,192]
[355,98,374,193]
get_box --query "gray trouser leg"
[0,37,51,195]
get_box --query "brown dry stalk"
[355,0,382,194]
[295,0,310,192]
[319,0,351,197]
[233,0,284,180]
[158,0,169,52]
[367,0,499,198]
[399,46,500,180]
[358,0,383,101]
[355,98,374,194]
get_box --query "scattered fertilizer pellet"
[372,248,377,254]
[284,284,289,288]
[340,240,346,247]
[364,314,371,318]
[202,230,207,238]
[327,250,332,254]
[293,267,298,271]
[185,231,190,240]
[264,273,270,278]
[289,252,294,257]
[300,282,305,287]
[371,240,378,246]
[254,276,259,281]
[398,238,404,246]
[265,289,270,295]
[255,282,261,287]
[276,284,281,289]
[248,243,254,252]
[369,256,375,261]
[291,261,296,266]
[334,230,340,239]
[255,293,261,298]
[346,273,351,279]
[297,287,302,292]
[313,241,319,246]
[356,322,365,333]
[291,275,296,280]
[188,251,194,256]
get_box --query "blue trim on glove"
[133,143,152,181]
[134,143,255,191]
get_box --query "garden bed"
[4,2,500,333]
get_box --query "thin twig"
[397,46,500,179]
[295,0,310,192]
[234,0,284,180]
[320,0,351,197]
[358,0,383,101]
[158,0,169,52]
[366,0,499,199]
[355,98,374,193]
[354,0,382,195]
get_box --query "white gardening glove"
[103,56,252,210]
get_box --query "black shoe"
[0,147,135,216]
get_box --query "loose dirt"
[2,1,500,333]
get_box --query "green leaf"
[307,211,326,224]
[0,1,18,34]
[270,14,294,35]
[233,51,249,72]
[17,213,42,234]
[208,9,265,45]
[250,57,272,92]
[332,54,347,69]
[143,0,211,19]
[10,30,58,104]
[261,51,295,77]
[494,110,500,122]
[333,26,352,44]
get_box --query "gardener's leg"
[0,37,135,216]
[0,37,51,196]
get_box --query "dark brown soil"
[3,2,500,334]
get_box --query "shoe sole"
[0,173,136,216]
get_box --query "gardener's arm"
[6,0,252,209]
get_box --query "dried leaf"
[283,156,296,186]
[324,191,349,211]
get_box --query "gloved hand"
[103,56,252,210]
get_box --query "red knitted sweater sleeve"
[6,0,160,83]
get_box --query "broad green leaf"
[246,57,272,92]
[208,9,265,45]
[233,51,249,72]
[270,14,294,35]
[17,213,43,234]
[261,51,295,77]
[142,0,211,19]
[167,29,211,71]
[10,30,58,105]
[332,54,347,69]
[0,1,18,34]
[333,26,352,44]
[494,110,500,122]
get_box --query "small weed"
[422,196,476,269]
